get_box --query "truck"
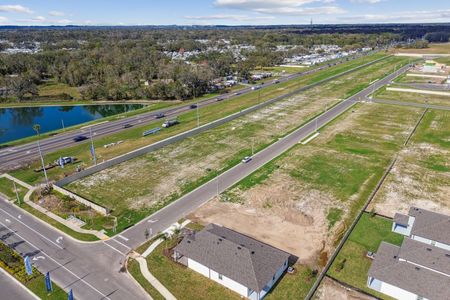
[162,119,180,128]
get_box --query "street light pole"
[196,103,200,127]
[33,124,49,186]
[61,119,65,132]
[13,181,20,205]
[89,127,97,165]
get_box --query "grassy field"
[8,53,391,186]
[0,177,27,201]
[395,43,450,54]
[327,213,403,300]
[127,259,165,300]
[0,241,67,299]
[370,109,450,217]
[64,56,409,233]
[38,80,81,99]
[394,73,447,84]
[374,85,450,106]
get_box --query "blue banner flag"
[90,144,96,159]
[45,272,53,292]
[24,256,32,275]
[68,288,74,300]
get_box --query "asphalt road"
[0,63,409,300]
[0,53,369,172]
[113,64,412,250]
[0,198,150,300]
[0,267,37,300]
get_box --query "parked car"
[216,97,224,102]
[190,104,198,109]
[251,85,261,91]
[155,112,165,119]
[123,123,133,129]
[162,119,180,128]
[234,92,242,96]
[241,156,252,163]
[273,80,280,84]
[73,135,88,142]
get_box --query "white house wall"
[187,258,248,298]
[379,281,424,300]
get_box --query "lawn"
[265,265,316,300]
[395,43,450,54]
[65,55,409,234]
[374,85,450,107]
[9,52,390,187]
[144,236,242,300]
[327,213,403,300]
[0,241,67,300]
[0,177,27,201]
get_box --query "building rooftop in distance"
[409,206,450,246]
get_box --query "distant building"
[368,207,450,300]
[173,224,290,300]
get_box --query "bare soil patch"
[315,277,375,300]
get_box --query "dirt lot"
[191,103,421,266]
[67,57,407,220]
[369,110,450,217]
[315,277,375,300]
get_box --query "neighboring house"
[173,224,290,300]
[392,207,450,251]
[368,207,450,300]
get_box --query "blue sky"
[0,0,449,25]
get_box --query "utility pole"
[33,124,49,186]
[216,177,219,197]
[89,127,97,165]
[196,103,200,127]
[13,181,20,205]
[61,119,65,132]
[251,138,255,156]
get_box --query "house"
[392,207,450,251]
[173,224,290,300]
[368,207,450,300]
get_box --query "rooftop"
[174,224,290,293]
[409,207,450,246]
[393,213,409,227]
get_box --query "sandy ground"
[190,172,345,266]
[369,143,450,217]
[315,277,375,300]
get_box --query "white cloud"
[214,0,344,16]
[0,4,33,14]
[0,16,9,23]
[16,16,72,24]
[340,9,450,23]
[48,11,65,17]
[349,0,382,3]
[185,14,274,21]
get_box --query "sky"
[0,0,449,26]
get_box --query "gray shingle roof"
[174,224,290,292]
[369,240,450,300]
[409,207,450,245]
[393,213,409,227]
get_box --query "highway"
[112,64,412,249]
[0,53,370,172]
[0,63,410,300]
[0,197,150,300]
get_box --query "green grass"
[38,80,81,99]
[0,177,27,201]
[327,213,403,300]
[0,242,67,300]
[412,109,450,148]
[17,202,99,241]
[265,266,316,300]
[327,208,343,229]
[9,52,390,187]
[64,55,410,234]
[127,259,165,300]
[144,236,242,300]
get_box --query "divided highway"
[0,53,372,171]
[0,63,410,300]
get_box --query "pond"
[0,104,145,144]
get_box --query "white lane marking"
[147,219,158,223]
[118,235,129,241]
[110,238,131,250]
[5,218,10,223]
[103,241,127,256]
[0,207,63,250]
[0,220,111,300]
[32,256,45,261]
[56,236,63,244]
[18,215,21,219]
